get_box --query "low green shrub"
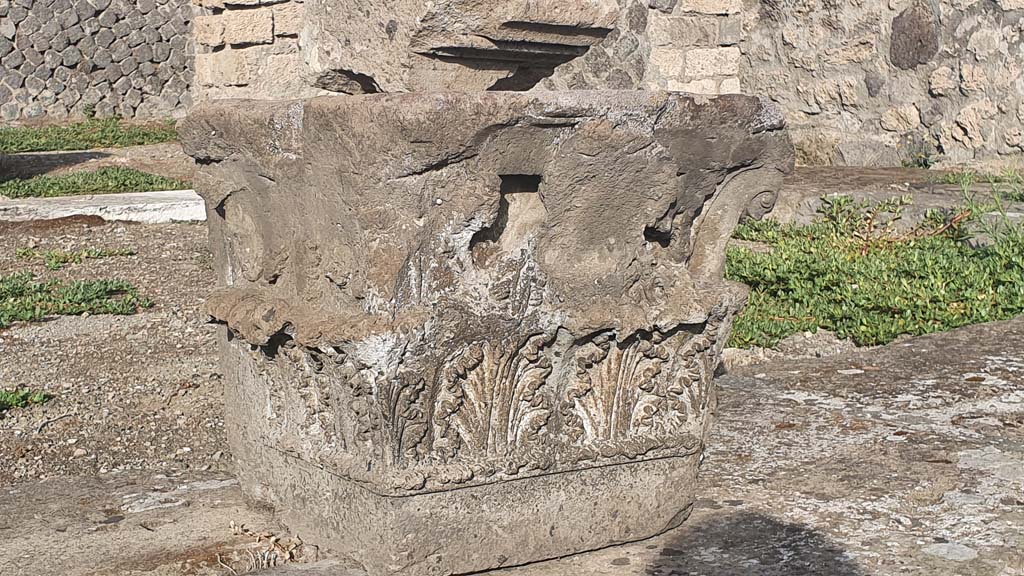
[0,271,153,329]
[0,167,190,198]
[0,388,52,414]
[16,247,137,271]
[727,193,1024,348]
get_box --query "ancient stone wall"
[1,0,748,120]
[0,0,193,121]
[539,0,744,93]
[191,0,324,101]
[189,0,746,100]
[741,0,1024,167]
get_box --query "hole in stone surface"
[214,197,227,220]
[260,331,294,360]
[471,175,545,266]
[645,200,677,249]
[644,225,672,248]
[500,174,542,194]
[314,69,381,94]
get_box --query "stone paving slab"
[769,166,1024,228]
[0,189,205,224]
[3,317,1021,575]
[505,317,1024,576]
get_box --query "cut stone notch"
[181,90,793,576]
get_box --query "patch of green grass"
[16,247,137,270]
[0,117,177,153]
[0,388,52,414]
[0,167,190,198]
[727,193,1024,348]
[0,271,153,329]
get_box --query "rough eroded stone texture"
[890,2,940,70]
[180,91,793,576]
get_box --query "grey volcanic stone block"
[180,91,794,576]
[891,2,939,70]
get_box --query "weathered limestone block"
[302,0,621,93]
[181,91,793,576]
[221,8,274,46]
[195,50,249,87]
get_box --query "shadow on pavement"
[0,150,110,181]
[646,512,864,576]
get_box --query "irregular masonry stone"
[954,98,998,148]
[684,46,741,79]
[967,27,1002,61]
[195,51,249,87]
[180,91,794,576]
[880,104,921,132]
[271,2,301,36]
[194,14,224,47]
[890,2,940,70]
[929,65,957,95]
[649,15,720,47]
[718,14,742,45]
[959,63,987,93]
[648,0,677,14]
[677,0,742,15]
[222,8,273,46]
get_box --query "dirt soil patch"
[0,219,224,486]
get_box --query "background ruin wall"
[742,0,1024,168]
[1,0,1022,169]
[188,0,744,98]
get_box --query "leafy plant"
[0,117,177,153]
[0,388,52,414]
[727,191,1024,348]
[0,271,153,329]
[16,247,137,270]
[0,167,190,199]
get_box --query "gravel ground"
[0,218,225,486]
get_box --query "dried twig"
[216,554,238,576]
[35,413,72,434]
